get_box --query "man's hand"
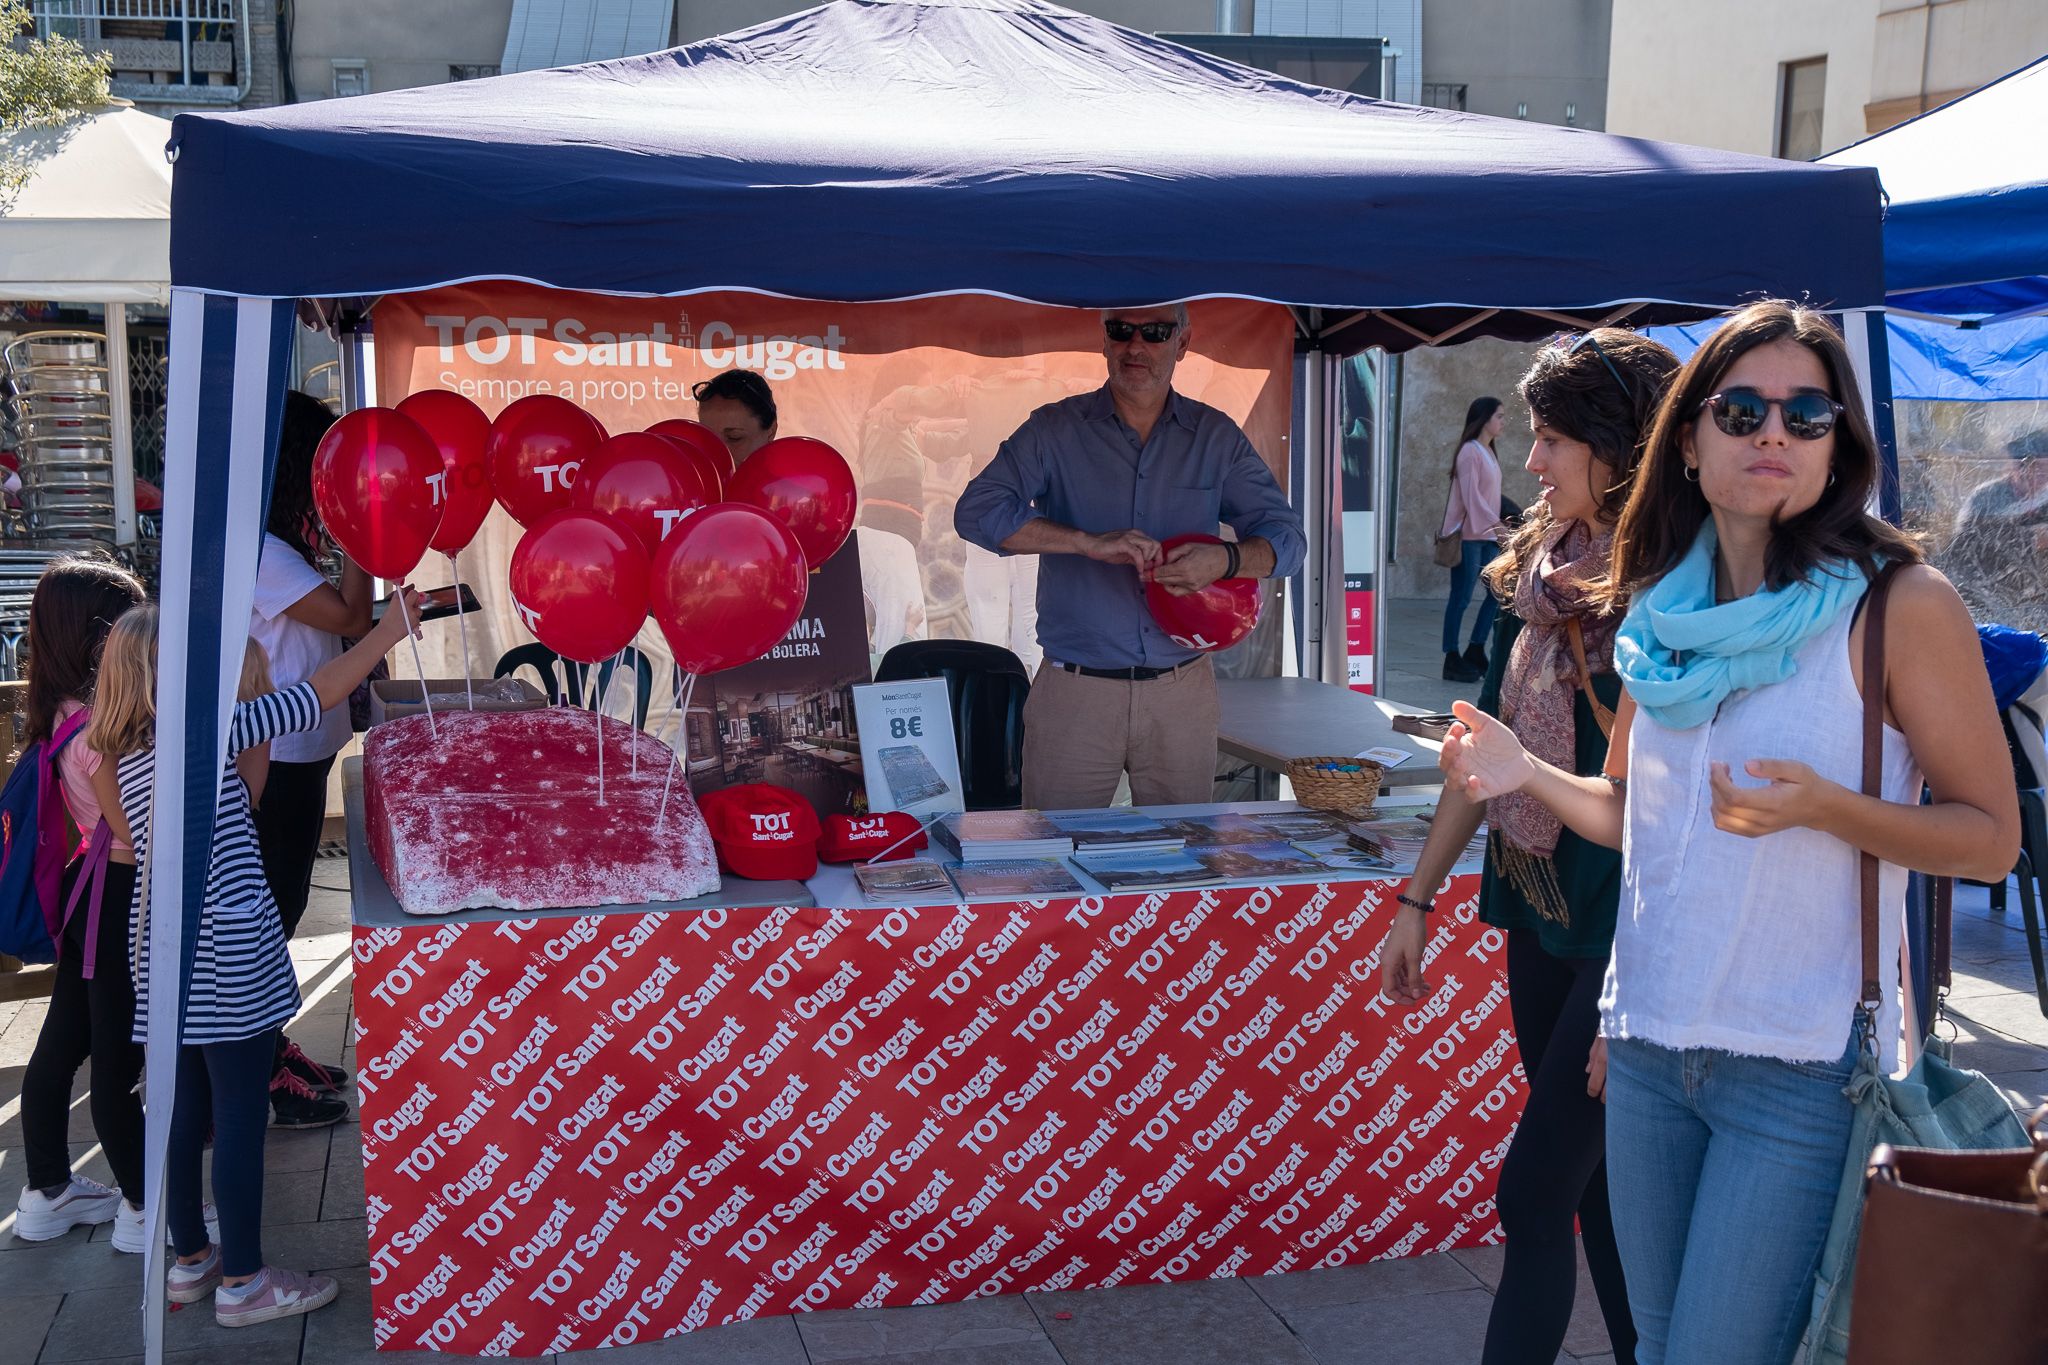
[1149,541,1231,596]
[1709,759,1843,838]
[1081,529,1162,572]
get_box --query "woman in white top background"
[1438,302,2017,1365]
[247,390,366,1129]
[1442,396,1507,682]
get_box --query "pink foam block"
[364,707,719,915]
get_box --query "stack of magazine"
[1047,809,1184,854]
[1072,847,1218,892]
[932,811,1074,862]
[947,859,1087,898]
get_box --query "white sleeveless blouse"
[1605,598,1922,1070]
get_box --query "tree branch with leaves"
[1,0,113,195]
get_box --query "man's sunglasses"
[1104,319,1180,344]
[1701,388,1846,441]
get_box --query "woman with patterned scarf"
[1380,328,1678,1365]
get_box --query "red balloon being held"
[395,389,493,555]
[574,432,719,556]
[310,407,444,580]
[487,395,605,528]
[649,503,809,675]
[508,510,651,664]
[725,436,857,570]
[647,418,735,482]
[1145,533,1262,653]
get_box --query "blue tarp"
[164,0,1884,352]
[1649,312,2048,403]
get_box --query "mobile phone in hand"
[371,583,480,624]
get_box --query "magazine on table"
[853,859,959,905]
[1191,841,1328,881]
[1046,809,1184,853]
[1252,809,1355,842]
[1291,837,1397,873]
[933,810,1074,862]
[1071,848,1222,892]
[945,858,1087,899]
[1159,813,1277,847]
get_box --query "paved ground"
[1380,596,1488,715]
[2,860,2042,1363]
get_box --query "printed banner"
[373,287,1297,707]
[352,875,1518,1356]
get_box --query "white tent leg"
[106,303,136,546]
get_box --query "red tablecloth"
[352,873,1514,1356]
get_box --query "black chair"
[1982,707,2048,1019]
[493,643,656,727]
[875,640,1029,810]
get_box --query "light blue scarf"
[1615,522,1871,730]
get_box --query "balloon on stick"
[487,394,605,528]
[396,389,493,711]
[1144,532,1262,653]
[725,437,857,571]
[649,503,809,675]
[310,407,443,579]
[573,432,719,556]
[647,418,735,482]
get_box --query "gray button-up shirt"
[954,385,1306,670]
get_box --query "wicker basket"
[1285,755,1384,817]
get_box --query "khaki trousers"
[1021,656,1220,810]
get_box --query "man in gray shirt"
[954,303,1305,809]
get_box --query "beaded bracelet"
[1396,892,1433,915]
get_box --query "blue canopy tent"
[144,0,1884,1352]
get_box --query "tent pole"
[1299,348,1344,687]
[1371,349,1398,695]
[105,303,137,546]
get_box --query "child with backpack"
[12,557,149,1248]
[87,586,420,1326]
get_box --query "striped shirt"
[124,683,321,1045]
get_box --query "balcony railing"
[27,0,245,103]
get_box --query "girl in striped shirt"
[87,587,421,1329]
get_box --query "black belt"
[1055,661,1187,682]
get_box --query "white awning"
[0,102,172,306]
[501,0,676,74]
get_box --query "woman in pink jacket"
[1442,396,1507,680]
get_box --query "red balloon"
[724,436,857,569]
[649,503,809,675]
[573,433,719,556]
[486,395,605,528]
[647,419,735,482]
[1145,533,1262,653]
[310,407,443,580]
[395,389,493,555]
[507,510,650,664]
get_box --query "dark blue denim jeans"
[1442,538,1499,655]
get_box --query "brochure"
[1251,809,1354,842]
[1192,841,1327,881]
[1047,809,1183,853]
[1160,813,1276,847]
[1072,848,1222,892]
[946,859,1087,899]
[853,859,959,905]
[1292,837,1397,873]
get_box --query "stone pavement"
[1,855,2042,1363]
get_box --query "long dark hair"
[1607,301,1920,607]
[1486,329,1680,596]
[1458,396,1503,456]
[25,555,146,747]
[267,390,338,566]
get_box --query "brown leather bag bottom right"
[1844,1105,2048,1364]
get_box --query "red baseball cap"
[819,811,928,864]
[696,784,820,880]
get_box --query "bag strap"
[61,819,112,980]
[1859,563,1901,1030]
[1565,617,1616,740]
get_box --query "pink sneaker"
[167,1244,222,1304]
[213,1265,338,1328]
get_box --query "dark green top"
[1473,610,1623,959]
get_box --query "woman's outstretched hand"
[1439,699,1536,801]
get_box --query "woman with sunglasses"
[1382,328,1676,1365]
[1437,301,2017,1365]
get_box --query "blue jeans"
[1443,539,1498,654]
[168,1029,278,1277]
[1603,1027,1860,1365]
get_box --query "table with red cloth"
[346,768,1520,1357]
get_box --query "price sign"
[852,678,965,818]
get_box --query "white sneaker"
[14,1177,122,1242]
[112,1199,220,1254]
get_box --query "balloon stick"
[594,662,615,806]
[398,590,437,740]
[655,671,698,837]
[448,552,473,712]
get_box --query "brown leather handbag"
[1843,1105,2048,1364]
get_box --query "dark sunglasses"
[1701,388,1846,441]
[1562,331,1632,400]
[1104,319,1180,344]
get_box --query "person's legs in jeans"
[20,955,93,1194]
[1482,933,1633,1365]
[1603,1038,1712,1365]
[1661,1031,1860,1365]
[166,1045,215,1259]
[83,863,144,1204]
[1442,543,1480,655]
[204,1029,279,1279]
[1467,542,1500,651]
